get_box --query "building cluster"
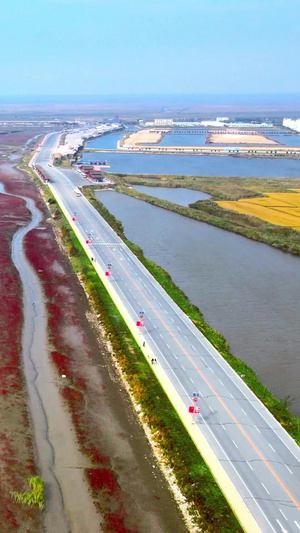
[32,165,50,183]
[79,165,106,182]
[143,118,271,128]
[283,118,300,133]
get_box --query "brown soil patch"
[123,129,169,146]
[206,133,280,145]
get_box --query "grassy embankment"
[105,173,300,256]
[40,188,242,533]
[83,185,300,444]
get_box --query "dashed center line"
[268,443,276,453]
[246,461,253,471]
[261,483,270,495]
[279,508,288,521]
[232,440,239,449]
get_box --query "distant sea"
[0,94,300,117]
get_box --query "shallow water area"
[96,190,300,416]
[132,185,211,206]
[83,150,300,178]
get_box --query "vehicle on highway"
[73,188,81,197]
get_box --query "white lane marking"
[173,354,178,360]
[295,521,300,530]
[221,424,226,431]
[279,508,288,521]
[209,405,214,413]
[241,408,247,416]
[218,379,224,386]
[191,344,196,352]
[166,344,170,349]
[165,310,168,315]
[177,326,181,332]
[159,334,163,339]
[199,391,203,397]
[170,317,174,322]
[276,519,287,532]
[261,483,270,495]
[254,426,261,434]
[52,167,288,530]
[285,465,293,474]
[209,367,214,373]
[153,325,157,330]
[190,377,194,384]
[268,443,276,453]
[246,461,253,471]
[232,440,238,449]
[184,335,188,340]
[229,393,234,399]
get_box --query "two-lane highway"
[32,132,300,533]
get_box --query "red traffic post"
[136,315,145,333]
[188,405,200,424]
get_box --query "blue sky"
[0,0,299,96]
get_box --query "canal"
[96,190,300,416]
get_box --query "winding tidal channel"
[7,185,100,532]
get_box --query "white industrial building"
[154,118,174,126]
[283,118,300,133]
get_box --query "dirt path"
[9,187,101,532]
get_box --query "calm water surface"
[132,185,210,206]
[83,151,300,178]
[272,135,300,147]
[96,190,300,415]
[85,133,124,150]
[159,134,208,146]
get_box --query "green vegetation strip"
[83,186,300,444]
[41,188,242,532]
[12,477,45,510]
[106,172,300,256]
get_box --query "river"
[95,190,300,416]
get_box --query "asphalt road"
[32,132,300,533]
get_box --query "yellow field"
[218,189,300,230]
